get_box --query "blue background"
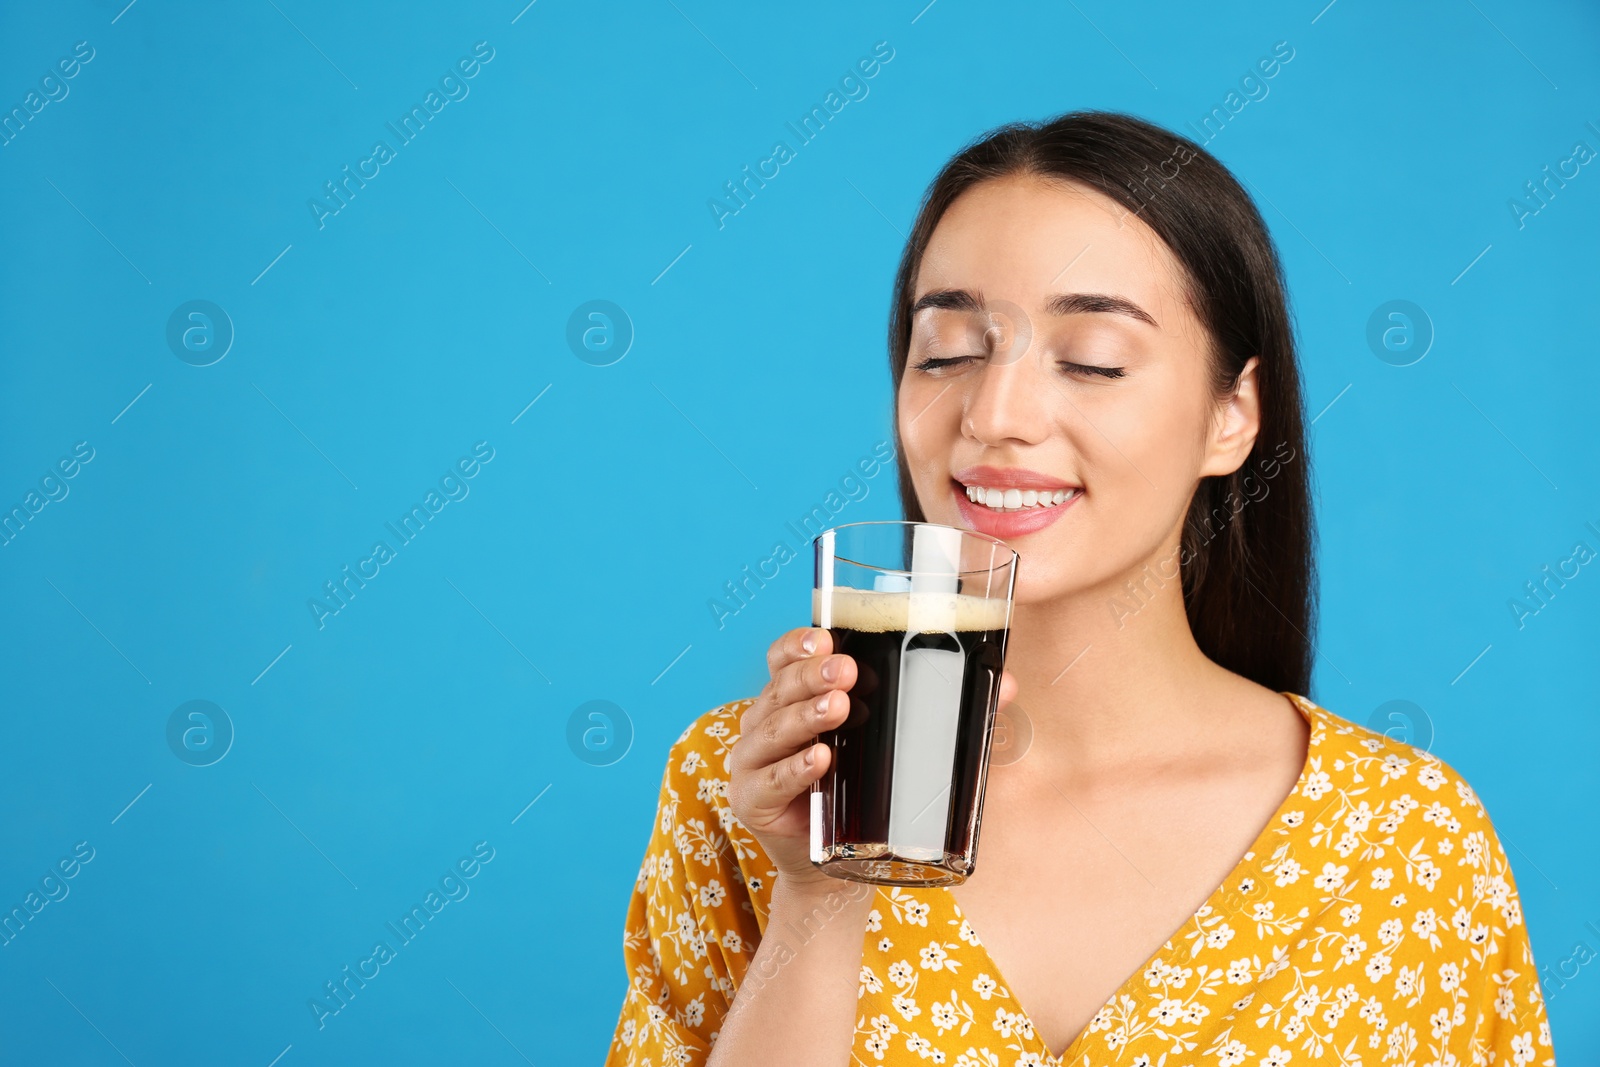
[2,0,1597,1062]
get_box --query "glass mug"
[808,521,1018,887]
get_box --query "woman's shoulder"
[1285,691,1522,896]
[1290,693,1486,804]
[644,696,776,908]
[659,695,757,790]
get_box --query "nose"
[962,344,1052,448]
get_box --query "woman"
[606,112,1553,1066]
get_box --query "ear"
[1199,357,1262,478]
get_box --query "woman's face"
[898,173,1260,605]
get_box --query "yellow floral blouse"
[606,692,1554,1066]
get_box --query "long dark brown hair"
[887,110,1316,697]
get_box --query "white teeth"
[962,484,1078,512]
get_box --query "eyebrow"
[910,288,1158,328]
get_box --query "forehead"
[913,173,1192,326]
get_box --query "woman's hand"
[728,626,1018,890]
[729,626,852,889]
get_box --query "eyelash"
[909,355,1126,379]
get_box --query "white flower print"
[993,1007,1025,1037]
[1395,965,1417,997]
[1262,1045,1293,1067]
[1207,923,1236,948]
[862,966,884,996]
[1314,861,1349,892]
[1380,752,1410,782]
[1216,1038,1249,1065]
[1416,860,1443,891]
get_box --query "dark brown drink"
[809,586,1010,886]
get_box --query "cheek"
[896,382,961,509]
[1096,374,1211,482]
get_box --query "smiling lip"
[951,466,1082,539]
[954,465,1078,491]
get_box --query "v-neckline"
[935,691,1322,1065]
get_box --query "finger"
[765,626,831,678]
[738,688,850,770]
[746,629,835,737]
[745,741,830,820]
[767,651,857,714]
[998,668,1018,708]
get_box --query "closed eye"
[909,355,979,372]
[1059,361,1125,379]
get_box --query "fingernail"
[804,746,816,768]
[801,631,817,654]
[821,657,839,683]
[815,693,831,717]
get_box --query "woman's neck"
[1002,568,1227,771]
